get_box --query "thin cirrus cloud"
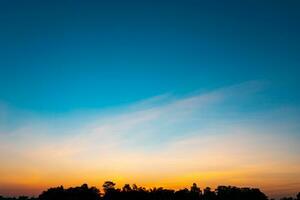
[0,81,299,198]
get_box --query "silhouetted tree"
[175,188,190,200]
[203,187,216,200]
[190,183,201,200]
[2,181,300,200]
[39,184,100,200]
[122,184,132,192]
[103,181,116,193]
[132,184,138,191]
[39,186,65,200]
[216,186,268,200]
[191,183,201,194]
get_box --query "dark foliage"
[39,184,100,200]
[0,182,299,200]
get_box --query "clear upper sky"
[0,0,299,112]
[0,0,300,199]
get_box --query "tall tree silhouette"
[102,181,116,193]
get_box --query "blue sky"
[0,0,299,112]
[0,0,300,198]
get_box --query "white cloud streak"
[0,81,299,198]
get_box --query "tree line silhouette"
[0,181,299,200]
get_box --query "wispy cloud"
[0,81,299,198]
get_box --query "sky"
[0,0,300,199]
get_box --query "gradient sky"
[0,0,300,199]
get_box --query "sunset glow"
[0,1,299,199]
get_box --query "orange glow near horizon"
[1,168,300,199]
[1,84,300,199]
[1,132,300,199]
